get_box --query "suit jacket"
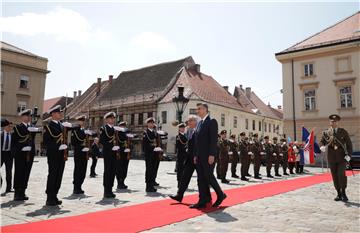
[91,143,101,158]
[12,123,36,158]
[71,127,86,156]
[321,127,353,163]
[186,129,195,163]
[194,115,218,163]
[99,125,116,157]
[142,128,157,157]
[43,121,63,157]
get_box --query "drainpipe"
[291,59,296,141]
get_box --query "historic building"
[43,96,73,120]
[67,56,283,156]
[1,41,49,123]
[276,11,360,151]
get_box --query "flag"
[300,127,309,165]
[303,130,315,165]
[287,136,292,143]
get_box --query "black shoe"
[153,182,160,186]
[240,177,249,181]
[90,174,96,178]
[13,195,25,201]
[46,200,58,206]
[342,194,349,202]
[254,176,262,179]
[246,174,252,177]
[283,172,289,176]
[189,202,207,209]
[267,174,274,178]
[275,174,282,177]
[334,195,342,201]
[104,192,116,198]
[146,186,157,192]
[232,174,239,178]
[221,179,230,184]
[169,194,183,202]
[5,189,14,193]
[213,193,227,207]
[117,184,128,190]
[23,194,29,200]
[73,189,83,195]
[55,198,62,205]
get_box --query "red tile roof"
[43,97,62,114]
[277,11,360,55]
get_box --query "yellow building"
[276,12,360,151]
[1,41,49,123]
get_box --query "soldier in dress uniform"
[1,119,14,194]
[99,112,117,198]
[12,109,38,201]
[229,134,239,178]
[263,136,274,178]
[251,133,262,179]
[320,114,353,202]
[280,138,289,175]
[218,130,230,184]
[239,132,250,181]
[71,115,89,194]
[115,121,131,190]
[287,142,296,174]
[90,137,101,178]
[43,105,68,205]
[272,137,282,177]
[175,123,188,188]
[142,117,158,192]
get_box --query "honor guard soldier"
[43,105,69,205]
[90,137,101,178]
[280,138,289,175]
[12,109,38,200]
[115,121,131,190]
[175,123,188,188]
[239,132,250,181]
[1,119,14,194]
[287,142,296,174]
[218,130,230,183]
[100,112,117,198]
[251,133,262,179]
[320,114,353,202]
[272,137,282,177]
[263,136,274,178]
[229,135,239,178]
[71,115,89,194]
[142,117,158,192]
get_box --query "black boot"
[169,194,183,202]
[334,189,342,201]
[341,189,348,202]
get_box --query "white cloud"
[0,7,110,43]
[130,32,176,51]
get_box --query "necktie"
[188,129,194,140]
[196,120,203,132]
[4,133,10,151]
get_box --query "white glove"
[248,152,253,155]
[126,133,135,138]
[282,142,287,145]
[82,147,90,152]
[273,153,277,156]
[59,144,68,150]
[249,141,254,144]
[260,152,266,155]
[320,146,326,152]
[279,153,283,156]
[228,139,234,143]
[157,130,166,136]
[62,122,72,128]
[114,126,126,132]
[22,146,32,151]
[84,130,93,135]
[124,148,131,153]
[228,151,233,155]
[112,146,120,151]
[28,127,40,132]
[154,147,163,152]
[345,155,351,162]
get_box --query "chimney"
[223,86,229,92]
[78,90,82,97]
[73,91,77,100]
[108,75,113,85]
[268,102,271,107]
[194,64,200,73]
[277,105,282,110]
[239,85,243,90]
[97,77,102,94]
[245,87,251,99]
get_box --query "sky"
[1,1,358,107]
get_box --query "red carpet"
[2,171,357,233]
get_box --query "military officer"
[1,119,14,194]
[116,121,131,190]
[12,109,38,201]
[90,137,101,178]
[280,138,289,175]
[71,115,89,194]
[251,133,262,179]
[272,137,282,177]
[99,112,117,198]
[229,134,239,178]
[320,114,353,202]
[142,117,158,192]
[263,136,274,178]
[43,105,68,205]
[175,123,188,188]
[218,130,230,183]
[239,132,250,181]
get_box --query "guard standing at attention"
[175,123,188,188]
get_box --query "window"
[304,63,314,77]
[147,112,153,118]
[130,114,135,125]
[19,75,29,89]
[340,86,352,108]
[245,119,249,130]
[336,56,351,73]
[304,89,316,111]
[1,71,3,87]
[221,114,225,127]
[269,123,271,132]
[138,113,143,125]
[258,121,261,131]
[161,111,167,124]
[189,108,197,115]
[264,122,267,132]
[233,116,237,128]
[17,101,27,113]
[273,124,275,133]
[252,120,255,131]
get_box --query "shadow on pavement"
[145,192,168,198]
[344,201,360,208]
[206,208,238,222]
[63,194,93,200]
[95,198,129,206]
[1,200,35,208]
[26,206,71,218]
[115,189,140,194]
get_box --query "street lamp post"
[172,86,189,123]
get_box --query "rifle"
[114,128,121,160]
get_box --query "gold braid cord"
[14,125,30,143]
[74,130,86,142]
[44,125,63,144]
[144,130,156,143]
[103,126,115,144]
[177,135,187,145]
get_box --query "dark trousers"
[329,161,347,190]
[145,153,157,185]
[218,154,229,179]
[296,162,304,173]
[282,157,288,174]
[241,154,250,177]
[46,151,65,199]
[90,156,97,176]
[14,151,34,192]
[231,154,238,176]
[253,154,261,177]
[116,153,130,185]
[154,157,160,183]
[176,155,185,183]
[288,162,295,174]
[274,156,280,175]
[1,151,13,190]
[103,151,116,193]
[177,159,196,196]
[266,155,273,175]
[196,159,223,204]
[73,151,88,190]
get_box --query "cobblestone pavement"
[1,157,359,232]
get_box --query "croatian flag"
[303,130,315,165]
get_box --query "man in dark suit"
[1,119,14,194]
[263,136,274,178]
[175,123,188,188]
[320,114,353,202]
[90,137,100,177]
[170,115,198,202]
[191,103,227,209]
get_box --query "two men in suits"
[1,119,14,193]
